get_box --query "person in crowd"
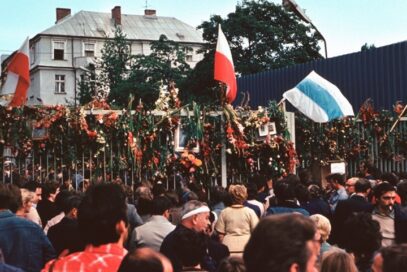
[59,176,74,191]
[44,190,73,234]
[326,173,348,212]
[135,185,153,222]
[0,183,56,272]
[210,186,228,217]
[118,247,173,272]
[372,243,407,272]
[266,178,310,216]
[301,184,331,219]
[42,183,128,271]
[15,188,34,219]
[47,194,84,255]
[395,180,407,243]
[23,181,42,225]
[310,214,332,256]
[331,178,373,245]
[372,182,398,247]
[165,190,183,226]
[345,177,358,196]
[245,183,264,217]
[216,256,246,272]
[215,185,259,255]
[130,196,175,251]
[342,212,382,272]
[298,168,314,186]
[320,249,358,272]
[161,200,229,272]
[243,213,318,272]
[37,182,59,228]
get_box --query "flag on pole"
[214,25,237,103]
[1,37,30,107]
[283,71,354,123]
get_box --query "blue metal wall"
[237,41,407,111]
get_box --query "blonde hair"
[321,249,357,272]
[228,184,248,205]
[20,188,34,206]
[310,214,331,242]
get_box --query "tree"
[185,0,322,103]
[361,43,376,51]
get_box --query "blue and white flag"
[283,71,354,123]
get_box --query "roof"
[39,10,204,44]
[237,41,407,111]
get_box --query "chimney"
[144,9,156,16]
[56,8,71,23]
[112,6,121,25]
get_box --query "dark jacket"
[37,199,59,228]
[0,210,56,272]
[331,195,374,245]
[160,225,229,272]
[47,217,84,255]
[395,205,407,244]
[301,198,332,219]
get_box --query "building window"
[184,47,193,62]
[30,45,35,65]
[53,41,65,60]
[55,75,66,93]
[83,42,95,57]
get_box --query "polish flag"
[214,25,237,104]
[1,37,30,107]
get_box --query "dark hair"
[246,183,258,200]
[217,256,246,272]
[42,182,59,199]
[354,178,371,193]
[78,183,128,246]
[274,179,296,203]
[381,244,407,272]
[244,214,315,272]
[326,173,345,186]
[342,212,381,269]
[0,183,22,212]
[248,174,267,192]
[373,182,396,199]
[118,248,164,272]
[55,190,74,213]
[152,182,166,198]
[299,169,313,185]
[210,186,228,204]
[381,172,399,187]
[23,181,42,192]
[63,195,82,214]
[151,196,172,215]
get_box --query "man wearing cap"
[160,200,229,272]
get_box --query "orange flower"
[187,154,196,161]
[193,159,202,167]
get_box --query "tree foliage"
[184,0,323,104]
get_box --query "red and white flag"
[214,25,237,103]
[1,37,30,107]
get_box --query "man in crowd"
[326,173,348,212]
[42,183,128,271]
[23,181,42,225]
[372,244,407,272]
[243,213,318,272]
[118,247,173,272]
[331,178,373,245]
[47,194,84,255]
[37,182,59,228]
[0,184,55,272]
[372,182,398,247]
[160,200,229,272]
[345,177,358,196]
[130,196,175,251]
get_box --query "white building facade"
[22,7,204,105]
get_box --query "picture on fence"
[257,121,277,140]
[174,124,199,153]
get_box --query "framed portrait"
[257,121,277,141]
[174,125,199,153]
[32,123,49,141]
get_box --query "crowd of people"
[0,160,407,272]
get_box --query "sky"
[1,0,407,59]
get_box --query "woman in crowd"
[321,249,358,272]
[215,184,259,255]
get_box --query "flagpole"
[388,104,407,134]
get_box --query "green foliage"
[185,0,322,104]
[361,43,376,51]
